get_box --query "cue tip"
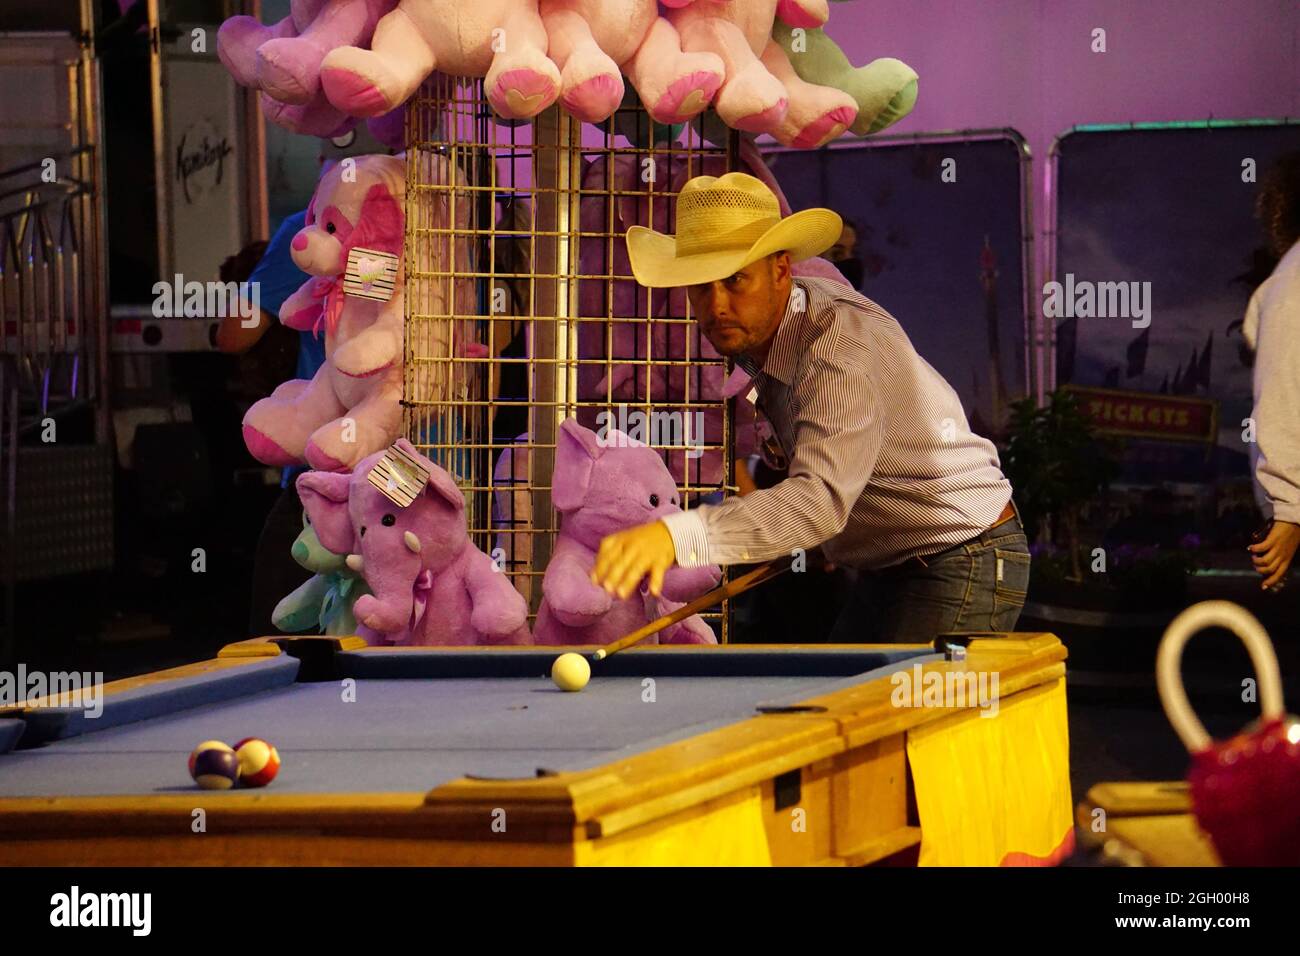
[591,650,606,662]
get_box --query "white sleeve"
[1251,260,1300,524]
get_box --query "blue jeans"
[827,510,1032,644]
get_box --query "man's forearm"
[661,473,850,567]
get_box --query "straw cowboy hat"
[626,173,843,288]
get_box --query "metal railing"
[0,147,106,427]
[0,145,111,662]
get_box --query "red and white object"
[1157,601,1300,866]
[233,737,281,788]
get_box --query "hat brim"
[626,208,844,289]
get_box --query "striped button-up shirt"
[661,277,1013,570]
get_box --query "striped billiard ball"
[189,741,239,790]
[233,737,280,788]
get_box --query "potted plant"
[1001,389,1120,582]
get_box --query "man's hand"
[1248,519,1300,590]
[591,521,677,600]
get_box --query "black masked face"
[835,256,864,289]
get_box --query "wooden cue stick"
[590,560,790,661]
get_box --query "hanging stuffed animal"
[320,1,561,121]
[662,0,860,148]
[772,0,918,137]
[297,440,532,645]
[272,511,371,636]
[534,419,720,646]
[217,0,398,136]
[242,154,407,472]
[539,0,725,124]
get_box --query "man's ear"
[773,251,793,285]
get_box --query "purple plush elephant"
[534,419,720,646]
[296,439,532,645]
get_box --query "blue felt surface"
[0,653,935,796]
[17,656,302,746]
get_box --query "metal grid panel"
[2,444,113,581]
[403,76,736,631]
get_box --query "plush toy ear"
[552,418,607,513]
[392,438,465,512]
[347,183,404,258]
[305,181,320,226]
[295,470,355,555]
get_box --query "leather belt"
[989,500,1017,531]
[900,500,1018,571]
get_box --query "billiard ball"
[551,653,591,692]
[189,741,239,790]
[233,737,280,787]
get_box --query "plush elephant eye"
[325,222,337,234]
[649,494,660,507]
[359,526,366,537]
[304,513,311,524]
[381,514,396,527]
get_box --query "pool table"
[0,634,1072,866]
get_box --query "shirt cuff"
[1271,501,1300,525]
[660,511,713,568]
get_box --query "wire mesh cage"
[403,74,740,634]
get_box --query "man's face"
[685,253,792,357]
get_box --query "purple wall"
[823,0,1299,160]
[813,0,1299,393]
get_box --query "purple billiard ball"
[189,742,240,790]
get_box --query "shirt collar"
[737,279,805,387]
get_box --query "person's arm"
[218,211,309,355]
[662,325,886,567]
[215,309,274,354]
[1249,279,1300,525]
[1246,265,1300,587]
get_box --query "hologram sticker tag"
[344,246,399,302]
[367,444,430,507]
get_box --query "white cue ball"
[551,653,591,692]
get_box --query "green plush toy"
[772,10,918,137]
[272,512,370,637]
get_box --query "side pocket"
[991,548,1031,631]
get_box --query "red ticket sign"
[1065,386,1218,443]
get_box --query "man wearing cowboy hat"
[590,172,1030,642]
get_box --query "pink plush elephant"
[665,0,858,147]
[218,0,397,137]
[242,155,406,473]
[539,0,726,124]
[534,419,720,646]
[297,440,532,645]
[321,1,561,121]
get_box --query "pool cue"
[589,560,790,662]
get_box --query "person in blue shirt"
[218,208,327,637]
